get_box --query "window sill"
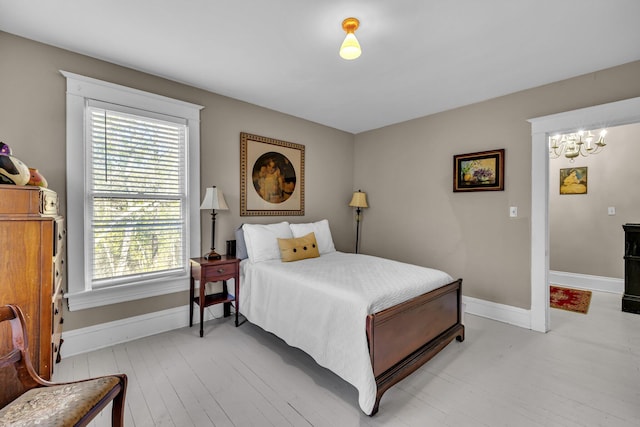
[65,275,190,311]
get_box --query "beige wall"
[3,29,640,329]
[549,122,640,278]
[354,60,640,309]
[0,32,354,330]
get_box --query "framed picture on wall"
[559,167,587,194]
[240,132,305,216]
[453,149,505,192]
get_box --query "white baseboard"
[61,304,225,357]
[61,273,624,357]
[549,270,623,294]
[63,297,533,356]
[462,295,531,329]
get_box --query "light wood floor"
[54,291,640,426]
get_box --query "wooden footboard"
[365,278,464,415]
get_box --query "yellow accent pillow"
[277,232,320,262]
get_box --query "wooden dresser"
[0,184,65,379]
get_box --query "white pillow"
[290,219,336,255]
[242,222,293,263]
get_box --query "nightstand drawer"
[201,262,238,282]
[200,262,238,281]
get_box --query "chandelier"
[549,129,607,162]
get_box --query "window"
[88,102,187,287]
[63,71,203,310]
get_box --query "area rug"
[550,285,592,314]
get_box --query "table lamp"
[200,186,229,260]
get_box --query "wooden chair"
[0,304,127,426]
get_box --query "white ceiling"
[2,0,639,134]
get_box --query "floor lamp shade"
[349,190,368,253]
[200,186,228,260]
[349,191,368,209]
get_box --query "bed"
[235,220,464,415]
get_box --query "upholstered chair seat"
[0,304,127,427]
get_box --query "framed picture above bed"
[240,132,305,216]
[453,148,505,192]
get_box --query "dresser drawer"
[51,290,63,365]
[54,219,65,257]
[0,185,58,216]
[0,184,40,215]
[52,291,63,333]
[53,254,64,294]
[40,188,59,216]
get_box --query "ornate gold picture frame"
[240,132,305,216]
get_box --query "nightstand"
[190,256,240,337]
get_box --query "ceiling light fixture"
[549,129,607,162]
[339,17,361,60]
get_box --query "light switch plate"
[509,206,518,217]
[608,207,616,215]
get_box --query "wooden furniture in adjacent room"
[0,304,127,426]
[623,223,640,313]
[190,256,240,337]
[0,184,65,380]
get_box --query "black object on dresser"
[623,224,640,314]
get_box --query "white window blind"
[87,102,188,288]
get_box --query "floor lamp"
[200,186,229,260]
[349,190,368,254]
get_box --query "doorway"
[529,96,640,332]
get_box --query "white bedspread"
[239,251,453,414]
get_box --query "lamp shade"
[349,190,368,208]
[340,17,361,60]
[200,186,229,210]
[340,33,361,60]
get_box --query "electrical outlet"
[509,206,518,217]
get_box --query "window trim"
[62,71,203,311]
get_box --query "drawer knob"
[217,268,225,273]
